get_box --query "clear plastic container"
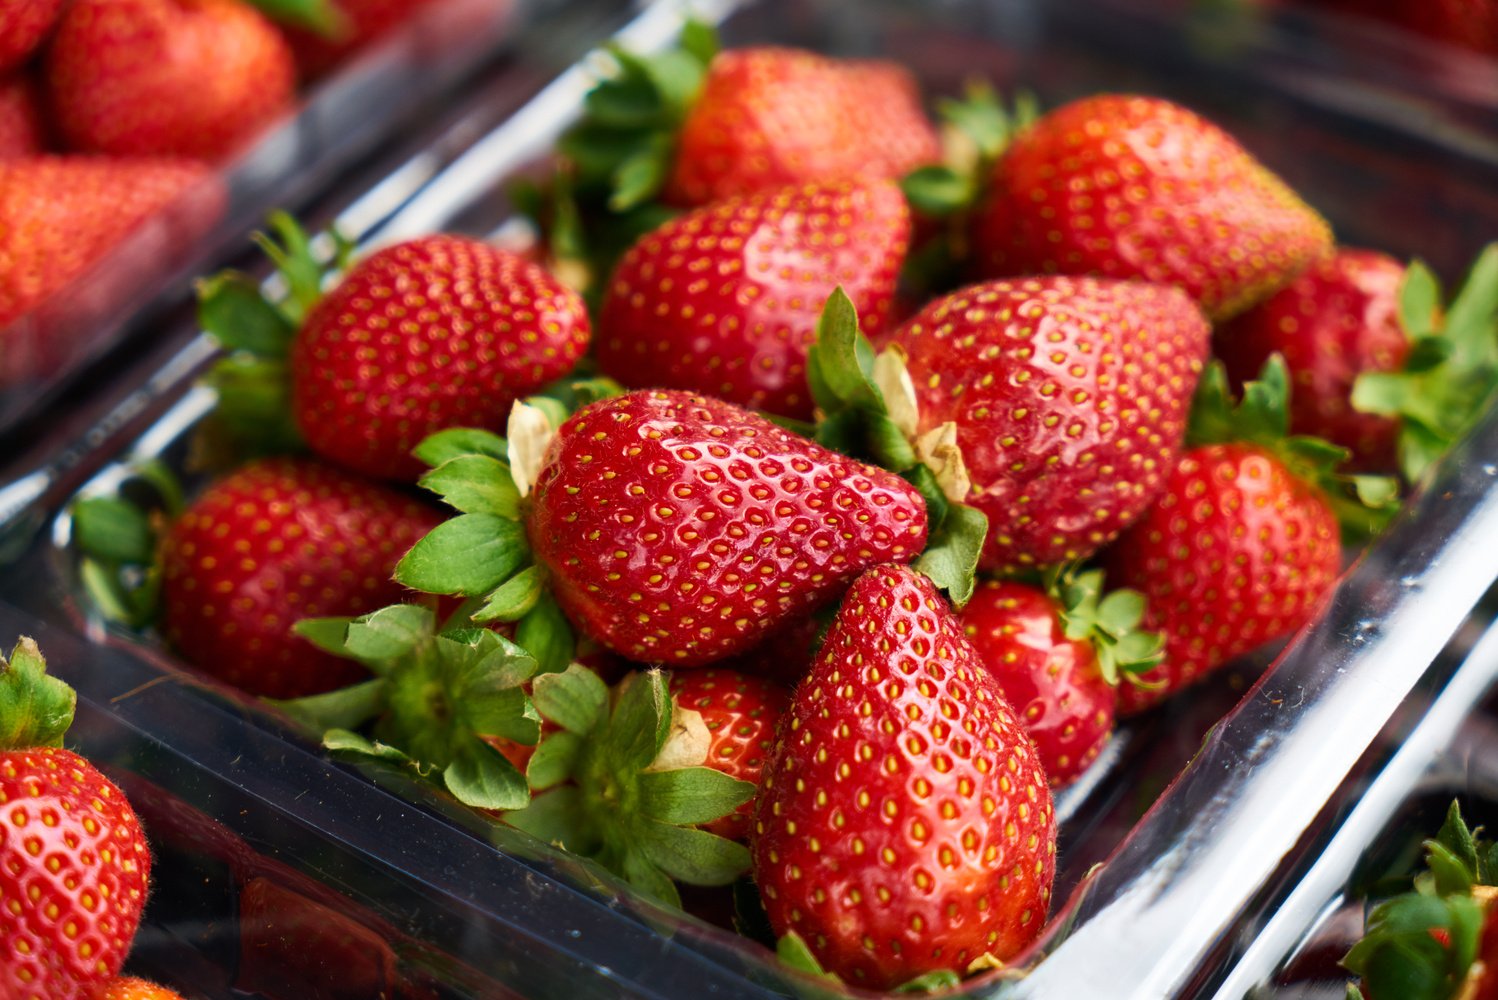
[10,0,1498,995]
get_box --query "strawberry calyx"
[1045,564,1164,688]
[197,212,352,460]
[773,930,966,993]
[806,288,987,606]
[68,460,183,630]
[1352,245,1498,485]
[0,638,76,751]
[901,83,1038,220]
[1343,801,1498,1000]
[504,666,755,909]
[240,0,343,36]
[277,603,540,811]
[1189,354,1400,541]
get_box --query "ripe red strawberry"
[972,94,1333,321]
[0,75,46,159]
[525,390,929,664]
[0,156,212,330]
[1217,249,1409,471]
[1106,442,1341,714]
[290,235,591,482]
[959,572,1160,788]
[282,0,434,78]
[665,48,940,208]
[46,0,295,161]
[0,639,152,1000]
[159,457,443,698]
[754,565,1056,989]
[598,179,911,419]
[0,0,62,72]
[95,979,186,1000]
[669,669,788,840]
[885,276,1210,572]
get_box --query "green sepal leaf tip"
[0,639,76,752]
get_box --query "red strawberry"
[668,668,788,840]
[0,0,62,72]
[94,979,186,1000]
[159,457,443,698]
[715,612,824,688]
[885,276,1210,572]
[237,877,401,1000]
[598,179,911,419]
[290,235,591,482]
[972,94,1333,321]
[0,75,46,159]
[959,571,1160,788]
[665,48,940,208]
[0,156,212,330]
[1305,0,1498,56]
[0,639,152,1000]
[1217,249,1409,471]
[1107,443,1341,714]
[753,565,1056,989]
[47,0,295,161]
[525,390,929,665]
[283,0,434,78]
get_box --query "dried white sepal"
[646,704,712,772]
[914,421,972,503]
[872,344,920,439]
[507,400,557,499]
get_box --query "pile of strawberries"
[0,0,451,381]
[70,20,1498,993]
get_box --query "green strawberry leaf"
[343,603,436,663]
[418,455,521,518]
[515,594,575,675]
[241,0,342,34]
[531,664,609,736]
[621,845,683,909]
[443,742,530,811]
[413,428,509,468]
[915,501,987,609]
[776,932,841,983]
[894,970,964,994]
[638,821,750,886]
[505,786,593,852]
[1343,892,1484,1000]
[395,514,531,597]
[0,639,76,751]
[901,166,975,217]
[202,353,305,458]
[1050,565,1164,686]
[473,565,544,623]
[678,17,720,66]
[638,766,755,826]
[607,671,672,771]
[71,496,155,565]
[270,678,387,733]
[253,212,329,327]
[322,729,412,765]
[196,272,296,357]
[526,731,584,791]
[807,287,885,418]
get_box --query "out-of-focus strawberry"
[93,979,186,1000]
[0,75,46,158]
[597,180,910,419]
[282,0,434,78]
[972,94,1333,321]
[47,0,295,161]
[0,0,62,72]
[0,156,210,330]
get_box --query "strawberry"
[237,876,400,999]
[157,457,443,698]
[971,94,1334,321]
[668,668,788,840]
[883,276,1210,572]
[0,639,152,1000]
[597,179,911,419]
[664,48,941,207]
[522,390,929,664]
[0,0,62,72]
[958,570,1161,788]
[1344,802,1498,1000]
[1305,0,1498,57]
[46,0,295,161]
[1102,358,1394,714]
[283,0,434,78]
[0,75,46,159]
[0,156,212,330]
[94,979,186,1000]
[1216,248,1409,471]
[753,565,1056,989]
[288,233,592,482]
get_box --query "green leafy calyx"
[807,288,988,607]
[900,83,1038,219]
[1353,245,1498,484]
[1047,565,1164,687]
[70,461,184,631]
[277,604,539,811]
[1189,355,1400,541]
[0,639,76,752]
[504,668,754,909]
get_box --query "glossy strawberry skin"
[665,47,940,208]
[0,156,212,330]
[1217,248,1409,472]
[669,668,788,840]
[0,748,151,1000]
[886,276,1210,572]
[291,236,591,482]
[47,0,295,161]
[973,95,1333,321]
[959,580,1114,788]
[159,458,443,699]
[526,390,929,666]
[754,565,1055,989]
[0,75,46,159]
[1106,443,1342,715]
[599,180,910,420]
[96,979,186,1000]
[0,0,62,72]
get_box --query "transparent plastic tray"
[10,0,1498,995]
